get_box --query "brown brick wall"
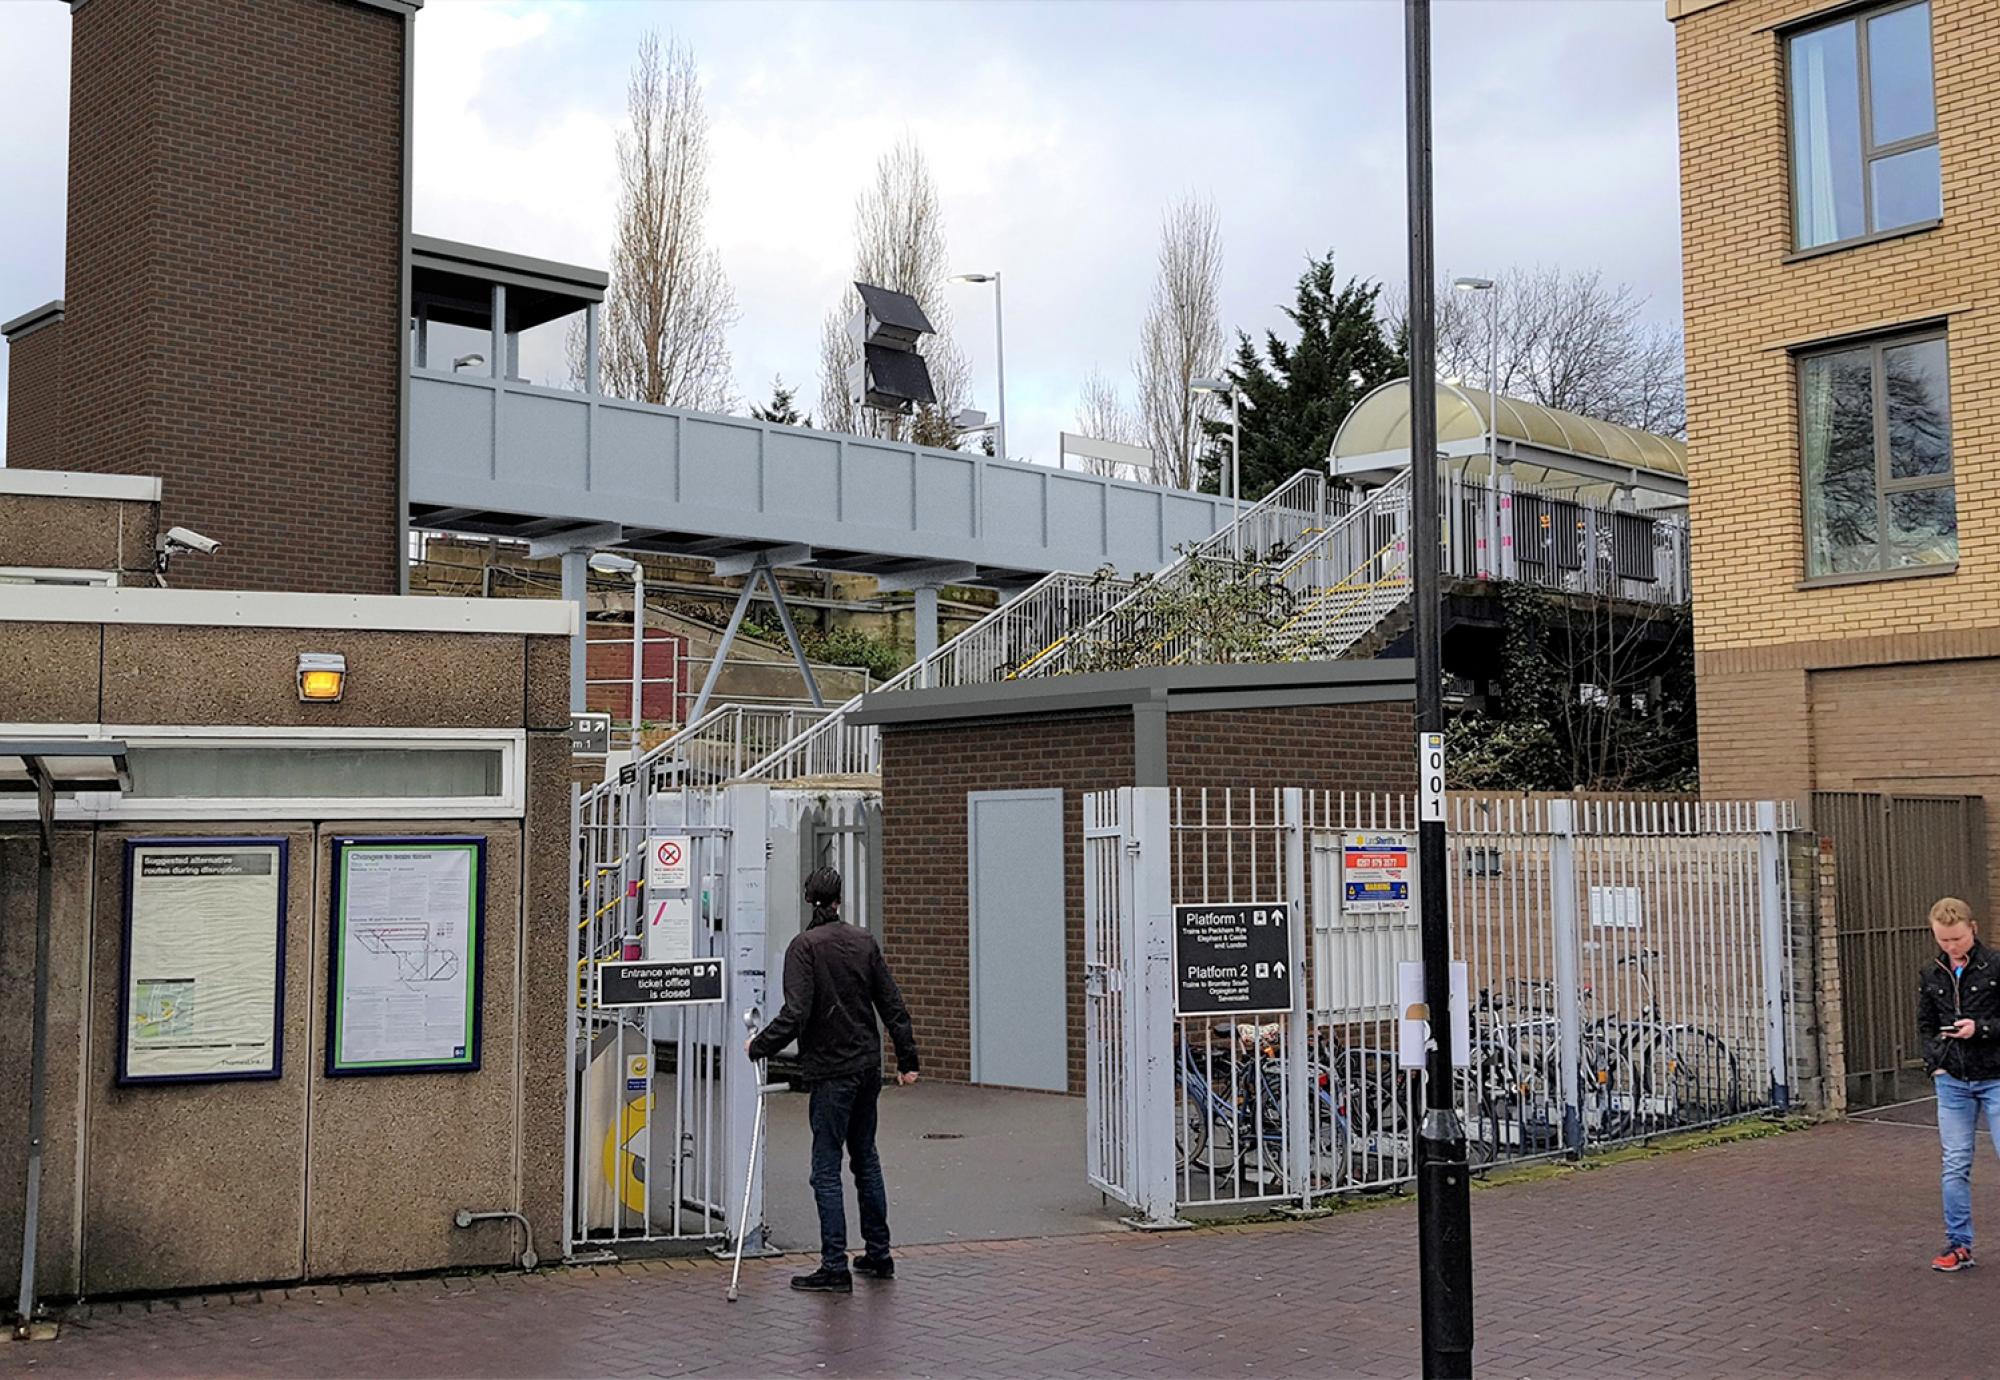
[1675,0,2000,813]
[4,319,63,472]
[59,0,405,594]
[877,699,1418,1094]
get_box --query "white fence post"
[1548,798,1585,1156]
[724,783,771,1250]
[1128,785,1184,1228]
[1757,800,1791,1111]
[1282,788,1311,1208]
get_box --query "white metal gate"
[569,779,770,1254]
[1082,786,1801,1223]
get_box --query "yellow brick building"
[1672,0,2000,894]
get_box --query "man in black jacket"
[1917,896,2000,1271]
[748,866,920,1293]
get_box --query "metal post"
[584,302,600,395]
[1127,786,1184,1228]
[1231,390,1243,561]
[490,283,506,381]
[628,566,646,753]
[1405,2,1473,1375]
[562,783,581,1256]
[724,784,771,1252]
[561,549,588,715]
[1757,800,1791,1109]
[688,575,761,725]
[1549,799,1585,1155]
[1282,789,1311,1207]
[14,769,54,1335]
[759,563,825,709]
[1482,290,1498,580]
[992,273,1008,464]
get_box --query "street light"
[950,272,1006,462]
[1191,377,1243,560]
[1453,276,1499,578]
[590,552,644,756]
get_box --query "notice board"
[120,838,288,1084]
[328,836,486,1076]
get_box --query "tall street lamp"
[1409,3,1474,1377]
[1452,276,1498,578]
[949,272,1006,462]
[1191,377,1243,560]
[590,552,645,755]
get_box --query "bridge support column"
[561,548,588,714]
[914,585,940,667]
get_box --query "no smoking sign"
[647,834,692,891]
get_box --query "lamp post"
[1452,276,1498,578]
[590,553,644,755]
[949,272,1006,462]
[1191,377,1243,560]
[1409,3,1474,1376]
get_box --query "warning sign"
[1174,902,1293,1016]
[645,835,695,963]
[1343,832,1411,914]
[598,958,723,1009]
[648,835,691,891]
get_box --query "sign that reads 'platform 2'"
[1173,902,1294,1016]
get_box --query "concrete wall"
[0,490,160,583]
[58,0,407,594]
[1674,0,2000,842]
[0,617,572,1299]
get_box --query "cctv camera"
[160,526,221,557]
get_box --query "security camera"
[160,526,221,557]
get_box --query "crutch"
[727,1006,772,1303]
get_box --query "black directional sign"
[1173,902,1295,1016]
[597,958,724,1009]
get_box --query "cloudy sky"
[0,0,1682,465]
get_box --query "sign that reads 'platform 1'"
[1173,902,1294,1016]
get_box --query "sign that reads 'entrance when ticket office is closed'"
[1173,902,1294,1016]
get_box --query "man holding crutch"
[748,866,921,1293]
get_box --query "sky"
[0,0,1683,467]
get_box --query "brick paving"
[13,1118,1996,1379]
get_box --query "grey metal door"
[969,789,1067,1092]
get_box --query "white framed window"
[0,726,527,821]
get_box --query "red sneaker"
[1933,1245,1975,1272]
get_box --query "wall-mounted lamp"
[298,652,347,702]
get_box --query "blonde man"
[1919,897,2000,1271]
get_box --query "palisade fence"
[1084,786,1802,1225]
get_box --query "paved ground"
[764,1082,1119,1251]
[17,1115,2000,1379]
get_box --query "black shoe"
[790,1267,853,1293]
[852,1254,895,1279]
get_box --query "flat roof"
[2,300,64,342]
[410,235,608,300]
[0,468,161,503]
[850,659,1416,727]
[0,586,577,636]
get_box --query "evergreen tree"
[1201,252,1403,499]
[751,375,810,428]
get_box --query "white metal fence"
[1083,786,1799,1223]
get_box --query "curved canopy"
[1329,379,1687,500]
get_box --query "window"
[1799,330,1954,578]
[1788,1,1938,251]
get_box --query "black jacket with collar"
[1919,940,2000,1081]
[748,910,920,1083]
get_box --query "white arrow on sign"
[1274,961,1287,979]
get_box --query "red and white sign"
[645,835,695,963]
[649,835,691,891]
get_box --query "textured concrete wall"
[0,623,102,723]
[0,493,159,580]
[1675,0,2000,805]
[2,318,64,471]
[60,0,406,594]
[0,829,95,1299]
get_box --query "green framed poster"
[327,836,486,1076]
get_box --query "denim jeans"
[1936,1071,2000,1248]
[807,1066,890,1273]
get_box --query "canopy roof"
[1330,379,1687,499]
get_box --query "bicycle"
[1601,950,1743,1128]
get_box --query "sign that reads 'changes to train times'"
[1173,902,1294,1016]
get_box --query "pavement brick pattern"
[14,1120,1993,1378]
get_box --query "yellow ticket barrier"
[584,1031,654,1231]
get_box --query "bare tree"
[1407,266,1684,438]
[1134,195,1225,489]
[816,139,970,447]
[1071,368,1143,478]
[589,33,738,412]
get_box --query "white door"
[969,789,1067,1091]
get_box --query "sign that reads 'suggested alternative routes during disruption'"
[1173,902,1294,1016]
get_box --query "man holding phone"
[1919,897,2000,1272]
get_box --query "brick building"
[1671,0,2000,893]
[4,0,413,595]
[851,662,1416,1092]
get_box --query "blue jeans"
[1936,1072,2000,1248]
[808,1066,890,1273]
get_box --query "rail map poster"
[328,838,485,1076]
[120,839,287,1084]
